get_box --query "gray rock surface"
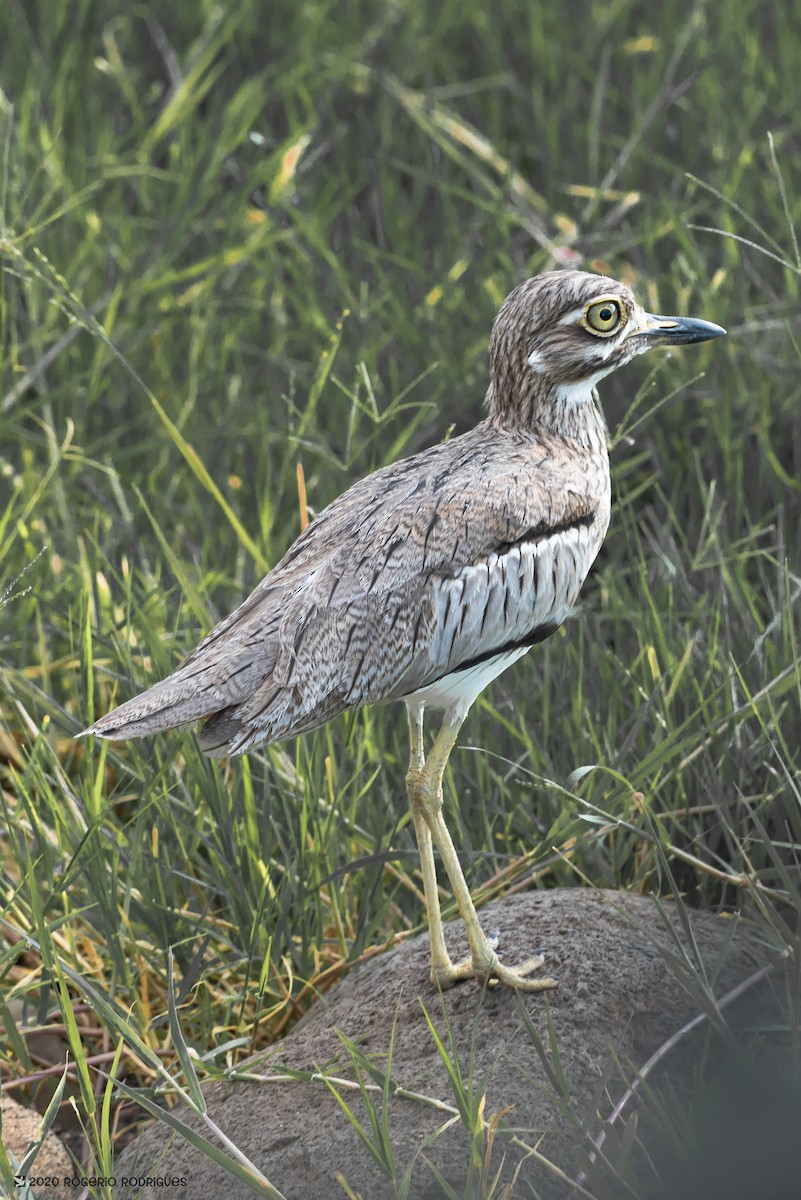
[116,888,779,1199]
[1,1094,73,1200]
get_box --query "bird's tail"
[78,664,225,742]
[78,642,266,747]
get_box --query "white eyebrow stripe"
[557,305,588,326]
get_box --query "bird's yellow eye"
[584,298,623,335]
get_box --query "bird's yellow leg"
[409,714,557,992]
[405,703,464,984]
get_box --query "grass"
[1,0,800,1195]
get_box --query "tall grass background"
[0,1,799,1195]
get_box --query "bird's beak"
[631,313,727,345]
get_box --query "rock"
[116,889,781,1199]
[1,1094,73,1200]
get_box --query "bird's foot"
[430,933,557,992]
[478,951,557,992]
[430,953,479,988]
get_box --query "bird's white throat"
[554,372,611,408]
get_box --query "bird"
[81,270,726,991]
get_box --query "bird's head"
[488,270,726,436]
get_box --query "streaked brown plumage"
[82,270,725,990]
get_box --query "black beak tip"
[696,319,727,342]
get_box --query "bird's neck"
[487,378,609,452]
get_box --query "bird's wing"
[83,423,602,750]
